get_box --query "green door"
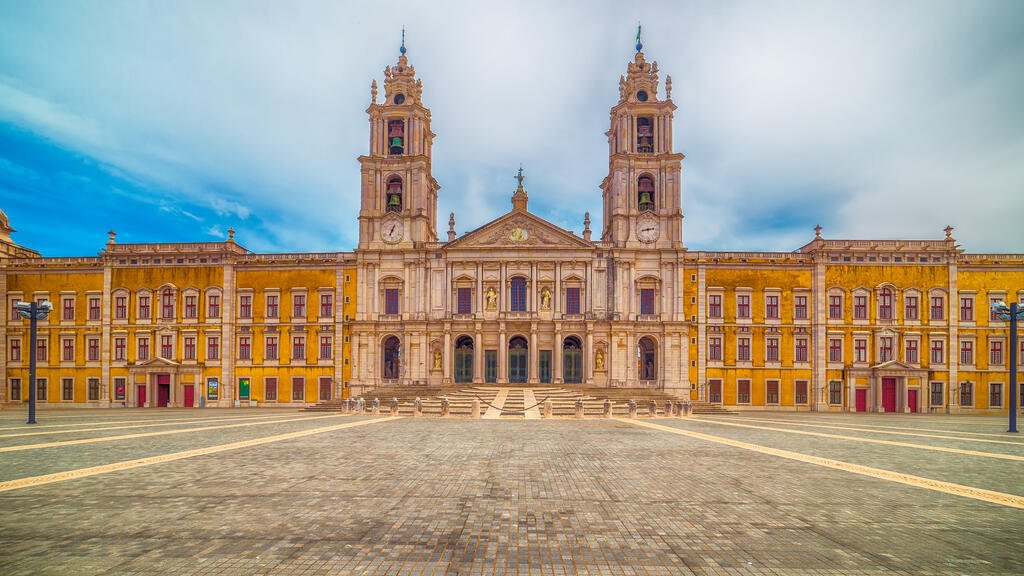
[563,338,582,383]
[454,337,474,383]
[539,350,552,383]
[485,350,498,383]
[238,377,250,400]
[509,337,528,383]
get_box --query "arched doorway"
[637,336,656,382]
[562,336,583,384]
[382,336,401,380]
[454,336,474,383]
[508,336,528,383]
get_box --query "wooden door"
[908,389,918,413]
[183,385,195,408]
[882,378,897,413]
[137,385,146,407]
[709,380,722,403]
[319,377,332,401]
[855,388,867,412]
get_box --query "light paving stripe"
[483,388,509,419]
[758,418,1022,439]
[522,389,541,420]
[0,413,354,453]
[717,416,1024,446]
[0,412,290,432]
[0,413,303,438]
[619,418,1024,510]
[689,417,1024,462]
[0,417,399,494]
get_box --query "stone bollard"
[680,401,693,417]
[357,397,365,413]
[627,399,637,418]
[440,396,451,417]
[664,401,673,417]
[413,397,423,417]
[471,397,481,419]
[341,398,350,413]
[575,397,585,419]
[648,400,658,417]
[543,399,553,418]
[603,399,613,418]
[371,397,380,415]
[390,397,399,416]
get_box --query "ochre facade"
[1,44,1021,413]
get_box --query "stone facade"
[1,44,1022,413]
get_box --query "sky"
[1,0,1022,256]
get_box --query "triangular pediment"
[134,356,181,368]
[445,210,593,250]
[869,359,922,371]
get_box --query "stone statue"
[595,349,605,372]
[541,287,552,310]
[433,350,442,370]
[485,287,498,310]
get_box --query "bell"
[390,137,403,148]
[639,191,653,205]
[387,193,401,207]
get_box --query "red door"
[319,377,332,401]
[709,380,722,403]
[882,378,897,413]
[183,385,195,408]
[157,374,170,408]
[908,389,918,413]
[137,385,147,407]
[855,389,867,412]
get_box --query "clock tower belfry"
[358,36,439,250]
[600,29,685,249]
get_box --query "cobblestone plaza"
[1,409,1022,575]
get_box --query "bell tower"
[599,27,684,249]
[358,33,439,250]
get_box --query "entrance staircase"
[304,384,736,418]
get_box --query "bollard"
[681,401,693,417]
[627,399,637,418]
[371,397,380,415]
[357,397,365,414]
[543,398,553,418]
[603,399,613,418]
[342,398,350,413]
[575,397,585,419]
[440,396,450,417]
[414,396,422,417]
[471,397,481,419]
[390,397,399,415]
[648,400,657,417]
[664,401,673,417]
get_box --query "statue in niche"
[541,287,552,310]
[433,350,442,370]
[595,349,605,372]
[485,287,498,310]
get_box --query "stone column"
[474,328,483,382]
[553,326,562,384]
[221,262,236,407]
[498,326,507,384]
[100,264,111,405]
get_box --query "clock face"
[636,217,660,243]
[394,93,405,105]
[381,220,403,243]
[509,227,529,242]
[636,90,648,102]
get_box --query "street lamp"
[991,300,1024,433]
[14,300,53,425]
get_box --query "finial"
[107,230,116,244]
[227,227,236,242]
[814,224,822,239]
[515,164,525,189]
[511,165,528,211]
[400,27,406,55]
[635,23,643,53]
[944,225,954,240]
[583,212,592,241]
[448,212,456,241]
[370,79,378,102]
[665,75,672,99]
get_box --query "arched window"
[510,277,527,312]
[562,336,582,384]
[637,175,655,212]
[382,336,401,380]
[385,177,403,213]
[454,336,474,383]
[388,119,405,155]
[637,336,657,381]
[509,336,528,383]
[637,117,653,153]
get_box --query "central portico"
[350,40,691,397]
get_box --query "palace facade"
[1,43,1022,414]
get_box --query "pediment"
[870,360,923,371]
[445,210,593,250]
[134,357,181,368]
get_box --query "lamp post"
[14,300,53,425]
[991,300,1023,433]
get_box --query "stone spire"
[511,165,528,212]
[448,212,457,241]
[583,212,592,241]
